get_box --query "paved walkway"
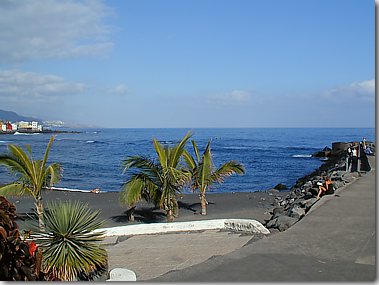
[104,156,376,282]
[153,156,376,281]
[105,230,253,280]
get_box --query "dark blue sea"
[0,128,375,194]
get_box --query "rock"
[333,180,345,189]
[272,207,285,218]
[267,188,279,194]
[276,216,298,231]
[274,183,288,191]
[299,197,318,209]
[265,217,278,228]
[224,219,270,235]
[289,205,306,219]
[107,268,137,281]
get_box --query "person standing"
[351,146,358,172]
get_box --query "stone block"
[107,268,137,281]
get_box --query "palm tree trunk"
[35,199,45,230]
[167,209,174,222]
[200,193,207,215]
[127,204,136,222]
[200,185,207,215]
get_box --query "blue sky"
[0,0,375,128]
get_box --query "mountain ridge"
[0,109,41,123]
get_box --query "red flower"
[28,241,38,256]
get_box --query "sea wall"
[264,141,375,232]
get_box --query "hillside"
[0,109,41,122]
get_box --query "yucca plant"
[120,131,192,222]
[183,140,245,215]
[30,200,107,281]
[0,136,62,229]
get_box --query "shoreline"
[10,190,286,229]
[7,140,374,232]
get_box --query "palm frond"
[120,177,144,206]
[0,183,29,197]
[211,161,245,183]
[182,149,197,170]
[169,131,192,167]
[38,136,56,186]
[191,140,201,163]
[44,163,62,186]
[153,139,168,168]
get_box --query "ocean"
[0,128,375,194]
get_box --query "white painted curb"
[95,219,270,237]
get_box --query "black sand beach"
[9,190,285,229]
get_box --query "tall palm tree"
[0,136,62,229]
[120,131,192,222]
[31,200,107,281]
[183,139,245,215]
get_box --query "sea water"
[0,128,375,194]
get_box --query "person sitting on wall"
[317,176,333,199]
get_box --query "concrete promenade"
[105,156,376,281]
[153,156,376,282]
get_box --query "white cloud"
[109,84,128,96]
[0,0,113,63]
[0,69,86,101]
[323,79,375,102]
[208,90,252,105]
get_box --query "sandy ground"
[7,189,286,230]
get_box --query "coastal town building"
[0,120,43,133]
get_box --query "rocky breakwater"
[264,141,375,233]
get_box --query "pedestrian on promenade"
[351,146,358,172]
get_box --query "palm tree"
[120,131,192,222]
[30,200,107,281]
[0,136,62,229]
[183,139,245,215]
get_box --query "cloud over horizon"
[0,0,113,63]
[108,84,128,96]
[208,90,252,106]
[0,69,86,102]
[323,79,375,102]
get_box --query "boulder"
[299,197,318,209]
[267,188,280,194]
[276,215,298,231]
[265,217,278,228]
[107,268,137,281]
[272,206,285,218]
[289,205,305,219]
[273,183,288,191]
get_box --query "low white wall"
[95,219,270,237]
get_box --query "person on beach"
[317,176,333,199]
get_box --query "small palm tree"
[0,136,62,229]
[31,200,107,281]
[183,140,245,215]
[120,131,192,222]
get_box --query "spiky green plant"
[183,139,245,215]
[30,200,107,281]
[120,131,192,222]
[0,136,62,229]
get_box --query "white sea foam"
[13,132,40,136]
[292,154,312,158]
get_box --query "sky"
[0,0,375,128]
